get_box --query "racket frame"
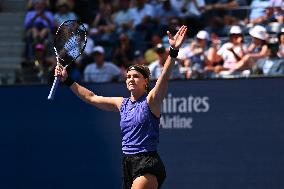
[47,20,87,100]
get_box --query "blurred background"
[0,0,284,189]
[0,0,283,85]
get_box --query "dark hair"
[126,64,151,93]
[229,33,244,43]
[127,64,150,78]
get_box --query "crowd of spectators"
[18,0,284,84]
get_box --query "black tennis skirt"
[122,151,166,189]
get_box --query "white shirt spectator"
[217,42,247,70]
[84,62,121,83]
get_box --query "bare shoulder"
[105,96,124,109]
[112,96,124,105]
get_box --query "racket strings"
[54,20,87,62]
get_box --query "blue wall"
[1,78,284,189]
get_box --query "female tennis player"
[55,25,187,189]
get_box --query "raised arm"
[147,25,187,117]
[55,64,123,112]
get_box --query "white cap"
[229,25,242,34]
[92,46,104,54]
[196,30,209,40]
[249,25,267,40]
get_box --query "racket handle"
[47,76,61,100]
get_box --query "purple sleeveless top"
[119,94,160,154]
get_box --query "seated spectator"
[253,37,284,76]
[83,46,122,83]
[278,28,284,57]
[182,30,210,79]
[148,43,184,80]
[247,25,268,56]
[234,25,268,70]
[53,0,77,28]
[24,0,54,43]
[209,25,247,77]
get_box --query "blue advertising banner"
[0,78,284,189]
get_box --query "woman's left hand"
[167,25,188,49]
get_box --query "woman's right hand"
[55,64,68,82]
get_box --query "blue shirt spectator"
[255,38,284,76]
[24,0,54,30]
[249,0,271,22]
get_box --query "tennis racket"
[47,20,87,100]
